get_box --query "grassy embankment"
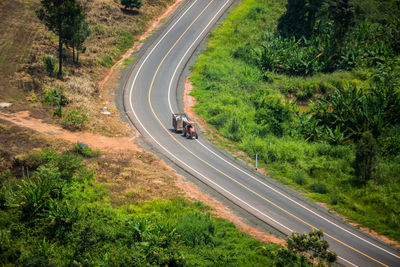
[0,122,288,266]
[0,1,312,265]
[190,0,400,242]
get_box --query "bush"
[43,55,57,77]
[353,132,379,185]
[121,0,142,10]
[310,182,328,194]
[176,211,215,247]
[43,87,69,107]
[330,194,343,205]
[286,230,337,265]
[73,142,100,158]
[62,110,88,130]
[378,125,400,157]
[293,171,307,185]
[98,55,114,68]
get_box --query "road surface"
[122,0,400,266]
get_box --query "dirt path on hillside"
[0,0,288,246]
[0,111,140,152]
[0,109,285,245]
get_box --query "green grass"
[97,30,134,68]
[98,54,114,68]
[118,57,136,70]
[1,149,309,266]
[190,0,400,242]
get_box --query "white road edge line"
[128,0,292,233]
[126,0,398,265]
[195,139,400,260]
[165,2,400,260]
[338,256,359,267]
[163,4,363,264]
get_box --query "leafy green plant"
[310,182,328,194]
[62,110,88,130]
[43,55,57,77]
[176,211,215,247]
[353,132,379,185]
[44,87,69,106]
[286,229,337,265]
[293,171,307,185]
[73,142,100,158]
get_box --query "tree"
[278,0,327,39]
[328,0,354,56]
[37,0,85,78]
[286,229,337,265]
[121,0,143,10]
[66,20,91,64]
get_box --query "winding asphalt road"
[122,0,400,266]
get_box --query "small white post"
[255,153,258,170]
[102,106,111,115]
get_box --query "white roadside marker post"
[102,107,111,115]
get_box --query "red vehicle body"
[183,120,198,139]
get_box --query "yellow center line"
[145,1,387,266]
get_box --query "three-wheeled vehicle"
[172,113,198,139]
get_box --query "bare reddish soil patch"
[0,110,139,153]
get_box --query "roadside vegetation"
[0,126,337,266]
[0,0,342,264]
[191,0,400,242]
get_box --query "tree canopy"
[121,0,143,10]
[37,0,88,77]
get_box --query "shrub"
[14,150,46,170]
[62,110,88,130]
[176,211,215,247]
[43,88,69,107]
[330,194,343,205]
[310,182,328,194]
[73,142,100,158]
[378,125,400,157]
[286,230,337,265]
[353,132,379,185]
[43,55,57,77]
[293,171,307,185]
[43,87,69,117]
[121,0,142,10]
[98,55,114,68]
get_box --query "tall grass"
[190,0,400,241]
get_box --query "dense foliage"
[1,149,310,266]
[235,0,400,76]
[191,0,400,241]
